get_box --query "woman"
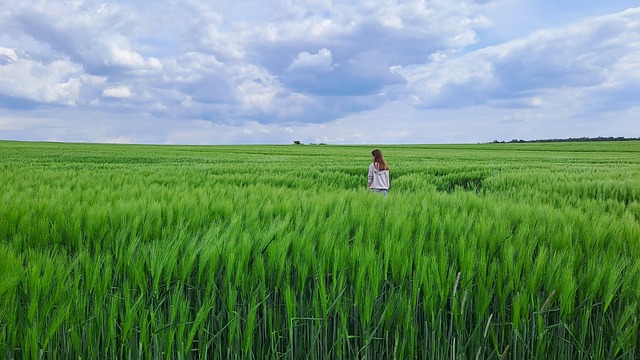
[368,149,390,195]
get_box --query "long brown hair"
[372,149,389,170]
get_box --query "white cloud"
[102,36,163,71]
[233,64,282,112]
[287,48,335,72]
[397,7,640,113]
[102,86,132,98]
[0,47,104,106]
[0,47,18,64]
[2,0,163,74]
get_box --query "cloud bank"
[0,0,638,144]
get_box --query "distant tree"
[293,140,301,145]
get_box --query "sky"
[0,0,639,145]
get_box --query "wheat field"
[1,140,639,359]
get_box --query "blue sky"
[0,0,638,144]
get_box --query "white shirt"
[368,163,390,190]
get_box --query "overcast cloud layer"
[1,0,638,144]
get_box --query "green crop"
[0,140,638,359]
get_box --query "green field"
[1,140,639,359]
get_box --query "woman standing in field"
[368,149,390,195]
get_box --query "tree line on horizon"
[490,136,640,144]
